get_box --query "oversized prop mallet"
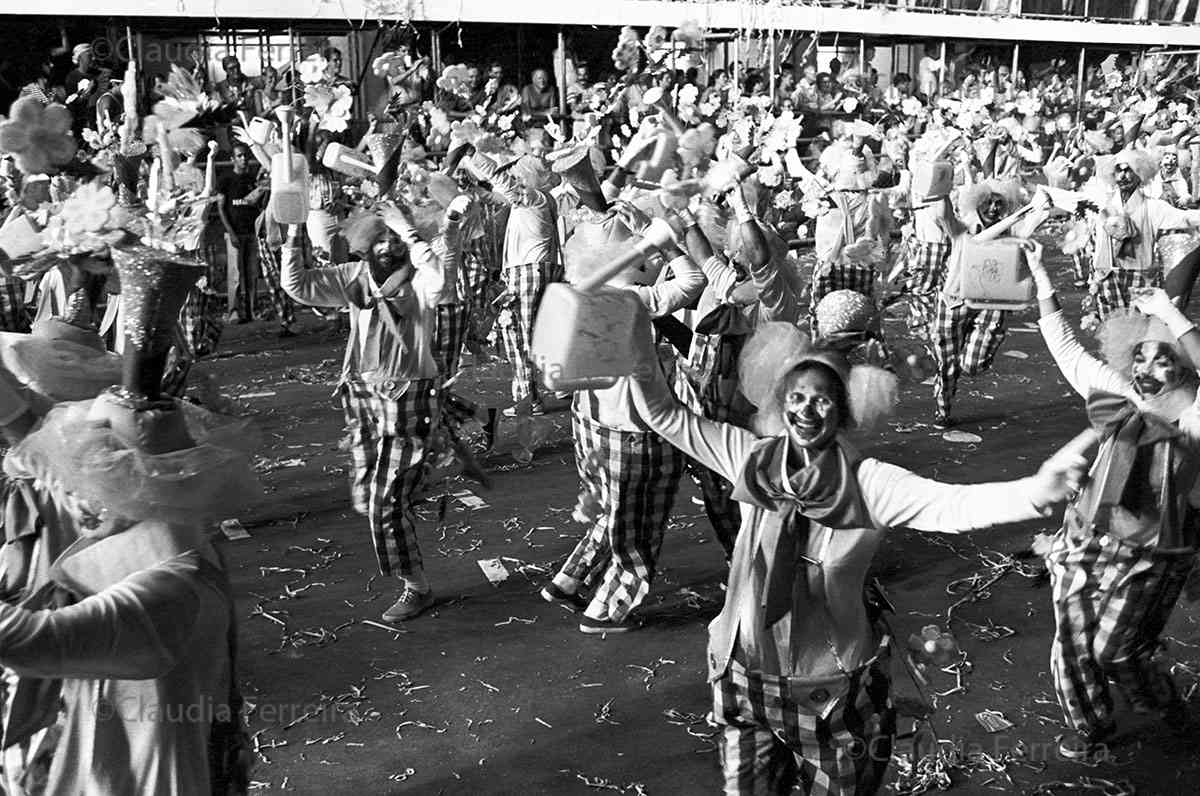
[268,105,309,225]
[321,141,404,195]
[530,218,676,392]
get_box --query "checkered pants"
[901,239,950,339]
[1091,268,1161,321]
[433,303,469,379]
[498,261,557,404]
[713,653,895,795]
[257,231,296,329]
[558,407,684,623]
[1046,532,1194,736]
[340,378,441,577]
[0,277,28,333]
[810,264,878,321]
[932,299,1006,418]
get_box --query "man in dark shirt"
[65,44,101,136]
[217,143,267,323]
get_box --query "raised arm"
[281,224,360,308]
[626,305,756,481]
[629,247,707,318]
[1025,240,1132,399]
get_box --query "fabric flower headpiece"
[0,98,78,176]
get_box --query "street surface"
[212,248,1200,795]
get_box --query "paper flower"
[0,98,78,176]
[372,51,407,79]
[61,182,116,234]
[612,27,641,72]
[299,54,330,85]
[841,97,858,113]
[318,85,354,133]
[671,20,704,49]
[436,64,472,99]
[900,97,925,119]
[678,83,699,107]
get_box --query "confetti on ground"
[477,558,510,584]
[942,430,983,444]
[1001,350,1029,358]
[220,519,251,540]
[494,616,537,626]
[974,709,1015,733]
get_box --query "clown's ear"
[847,365,898,431]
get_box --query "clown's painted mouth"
[786,411,824,441]
[1135,376,1166,396]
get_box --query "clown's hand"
[380,202,420,242]
[446,194,473,220]
[1134,286,1195,336]
[1028,447,1089,513]
[1020,239,1054,299]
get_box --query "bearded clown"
[1029,244,1200,760]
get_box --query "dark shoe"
[278,326,297,339]
[530,401,546,416]
[579,614,641,635]
[933,412,955,429]
[1057,724,1114,761]
[541,582,588,612]
[381,587,434,622]
[453,436,492,490]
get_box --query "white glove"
[446,194,473,219]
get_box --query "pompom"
[847,365,898,431]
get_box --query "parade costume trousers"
[256,230,296,330]
[340,378,440,578]
[1091,267,1161,322]
[713,650,895,796]
[901,239,950,342]
[498,261,557,405]
[932,299,1006,418]
[558,409,683,623]
[1046,531,1195,737]
[0,276,28,333]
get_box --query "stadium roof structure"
[6,0,1200,47]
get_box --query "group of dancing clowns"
[0,40,1197,796]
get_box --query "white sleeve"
[1038,309,1134,400]
[858,458,1048,533]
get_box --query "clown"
[928,179,1051,427]
[281,197,468,623]
[1088,148,1200,320]
[540,210,706,634]
[1029,243,1200,759]
[624,312,1084,794]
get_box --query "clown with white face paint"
[1088,148,1200,320]
[623,312,1086,794]
[1144,149,1191,208]
[1028,242,1200,761]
